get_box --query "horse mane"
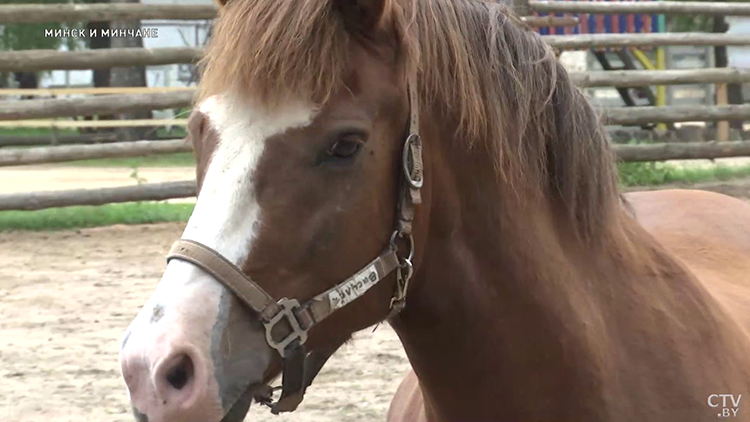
[199,0,623,242]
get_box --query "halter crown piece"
[165,73,423,414]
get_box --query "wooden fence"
[1,139,749,211]
[0,47,201,72]
[0,91,193,121]
[3,138,749,168]
[2,2,750,24]
[0,133,122,148]
[0,3,575,28]
[3,69,750,125]
[529,1,750,15]
[4,33,750,73]
[0,86,194,96]
[0,119,186,129]
[2,1,750,211]
[0,140,190,167]
[0,181,197,211]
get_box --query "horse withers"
[119,0,750,421]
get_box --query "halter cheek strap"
[165,72,423,414]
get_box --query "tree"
[0,0,104,92]
[0,0,77,91]
[109,0,152,140]
[0,0,72,51]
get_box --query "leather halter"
[165,73,423,414]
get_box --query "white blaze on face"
[184,94,316,262]
[120,93,315,417]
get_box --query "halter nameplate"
[328,263,380,310]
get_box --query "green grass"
[156,127,188,138]
[63,152,196,168]
[0,202,194,232]
[0,124,188,146]
[618,162,750,187]
[0,127,80,136]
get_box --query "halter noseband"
[165,73,423,414]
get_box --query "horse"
[118,0,750,421]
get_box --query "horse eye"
[328,138,363,159]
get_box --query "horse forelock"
[198,0,353,109]
[199,0,624,243]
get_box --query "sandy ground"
[0,165,196,195]
[0,223,411,422]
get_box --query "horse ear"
[186,110,208,193]
[333,0,389,34]
[214,0,230,8]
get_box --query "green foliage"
[0,127,80,136]
[0,0,108,52]
[0,0,71,51]
[665,1,713,33]
[665,0,750,33]
[618,162,671,186]
[617,161,750,187]
[0,202,194,231]
[128,166,148,185]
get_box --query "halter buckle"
[402,133,424,189]
[390,258,414,312]
[263,298,308,357]
[389,231,415,313]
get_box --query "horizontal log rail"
[0,3,578,26]
[0,105,745,129]
[0,140,191,167]
[0,133,121,148]
[0,47,200,72]
[2,131,749,170]
[0,119,188,128]
[614,141,750,162]
[2,2,750,25]
[2,33,749,72]
[570,68,750,88]
[0,4,216,24]
[0,86,195,96]
[0,181,197,211]
[531,1,750,16]
[522,15,579,28]
[0,92,194,121]
[544,33,750,50]
[2,68,746,121]
[603,105,750,125]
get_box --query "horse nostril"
[165,353,194,391]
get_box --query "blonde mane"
[199,0,623,241]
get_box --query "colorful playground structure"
[532,0,669,128]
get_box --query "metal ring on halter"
[402,134,423,189]
[400,257,414,279]
[389,230,415,262]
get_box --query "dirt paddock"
[0,223,411,422]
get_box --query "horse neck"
[389,107,645,420]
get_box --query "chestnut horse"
[119,0,750,421]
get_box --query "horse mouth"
[221,383,272,422]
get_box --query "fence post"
[716,82,730,141]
